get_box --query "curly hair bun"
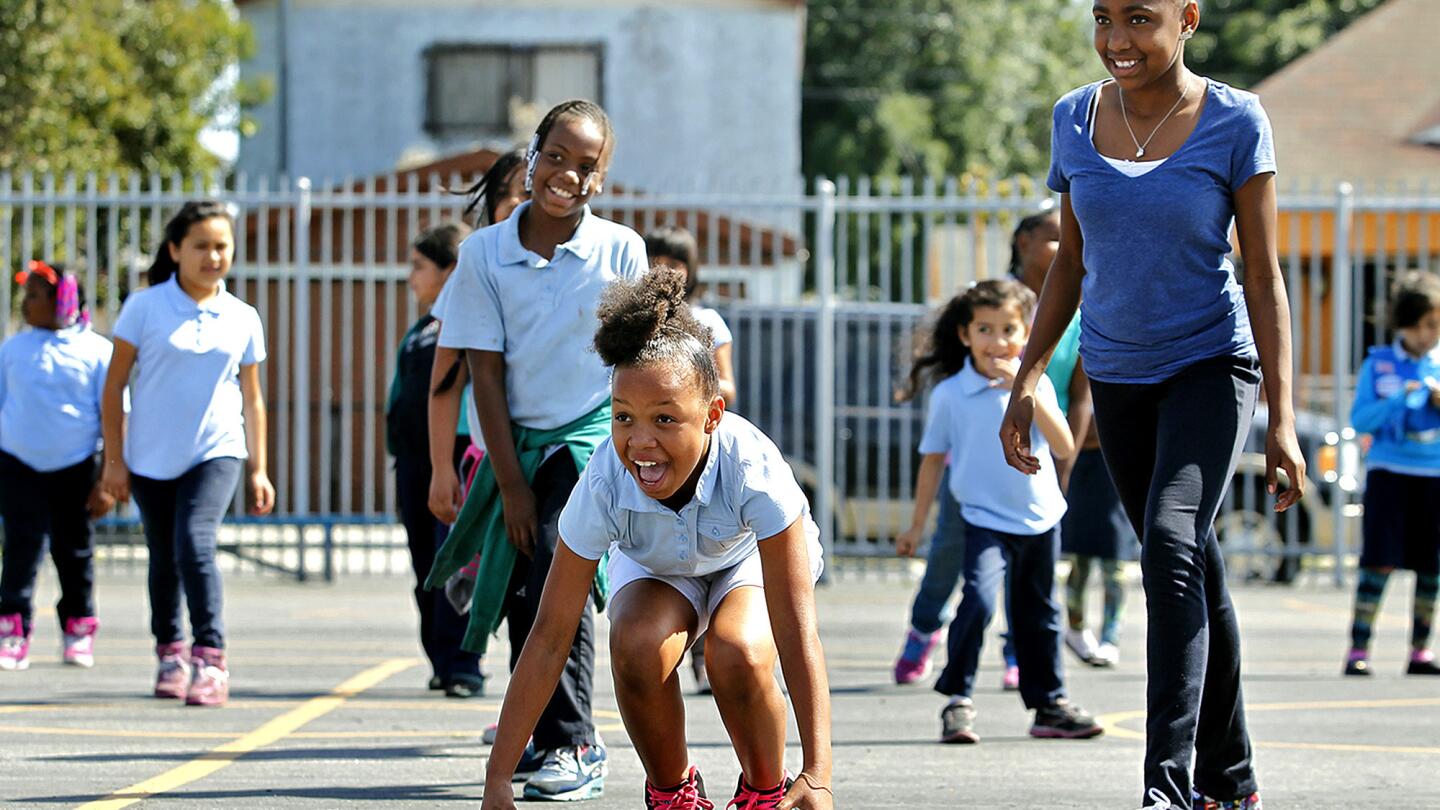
[594,265,693,367]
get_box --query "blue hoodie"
[1351,341,1440,476]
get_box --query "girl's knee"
[703,633,776,690]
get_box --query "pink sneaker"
[154,641,190,698]
[186,646,229,706]
[645,765,714,809]
[0,614,30,672]
[893,627,942,685]
[62,617,99,668]
[726,772,791,810]
[1002,664,1020,691]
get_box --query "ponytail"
[148,201,234,287]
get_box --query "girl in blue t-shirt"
[1001,3,1304,808]
[0,262,113,672]
[1345,271,1440,678]
[898,279,1100,747]
[100,201,275,708]
[478,268,833,810]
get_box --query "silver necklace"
[1117,81,1188,159]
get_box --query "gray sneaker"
[940,699,979,744]
[523,743,607,801]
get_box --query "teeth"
[548,185,576,199]
[635,460,656,467]
[1115,59,1137,68]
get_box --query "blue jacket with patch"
[1351,341,1440,474]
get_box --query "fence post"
[815,179,838,576]
[293,178,313,516]
[1332,182,1355,587]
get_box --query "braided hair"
[594,267,719,401]
[525,99,616,192]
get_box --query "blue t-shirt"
[1351,341,1440,477]
[1047,79,1276,384]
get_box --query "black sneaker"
[445,673,486,698]
[1029,700,1104,739]
[1407,656,1440,676]
[940,699,979,744]
[1344,656,1371,676]
[427,675,444,691]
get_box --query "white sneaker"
[1064,627,1099,663]
[1091,642,1120,668]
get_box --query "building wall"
[237,1,804,193]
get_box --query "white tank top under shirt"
[1089,81,1168,178]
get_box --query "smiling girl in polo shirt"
[480,268,834,810]
[100,201,274,707]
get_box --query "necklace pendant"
[1135,147,1145,158]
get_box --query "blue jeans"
[933,520,1065,710]
[909,471,1016,664]
[131,457,242,649]
[0,451,97,634]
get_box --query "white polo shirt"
[558,413,820,577]
[112,277,267,480]
[437,202,647,430]
[919,360,1067,535]
[0,326,113,472]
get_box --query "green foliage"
[0,0,264,177]
[803,0,1386,181]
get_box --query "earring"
[1180,29,1194,41]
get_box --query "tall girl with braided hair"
[1001,1,1303,807]
[0,262,114,672]
[481,267,833,810]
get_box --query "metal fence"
[3,172,1438,582]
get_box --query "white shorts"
[606,540,824,638]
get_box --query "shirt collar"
[163,275,227,315]
[496,201,598,267]
[614,430,722,515]
[957,358,998,396]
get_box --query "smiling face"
[960,304,1029,380]
[1092,1,1197,88]
[168,216,234,294]
[530,116,608,220]
[611,363,724,507]
[20,275,57,329]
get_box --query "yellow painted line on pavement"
[1097,697,1440,749]
[75,658,417,810]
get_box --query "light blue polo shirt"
[919,360,1067,535]
[558,413,819,577]
[112,277,267,480]
[437,201,648,430]
[0,326,113,472]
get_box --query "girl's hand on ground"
[1265,423,1306,512]
[498,484,539,556]
[429,466,464,524]
[479,780,517,810]
[895,526,923,558]
[249,471,276,515]
[777,772,834,810]
[86,484,116,519]
[999,392,1040,475]
[100,460,130,504]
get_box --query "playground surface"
[2,565,1434,808]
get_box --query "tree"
[0,0,266,178]
[802,0,1386,181]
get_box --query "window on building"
[424,45,602,137]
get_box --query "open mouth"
[1109,56,1141,76]
[633,459,670,491]
[546,183,578,202]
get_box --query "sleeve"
[1350,356,1406,435]
[241,308,268,365]
[699,309,733,348]
[111,293,146,346]
[557,463,620,561]
[1046,97,1071,194]
[0,341,10,417]
[739,437,808,541]
[917,385,952,455]
[619,228,649,281]
[91,336,114,414]
[431,273,455,322]
[437,239,507,352]
[1229,95,1277,192]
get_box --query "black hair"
[457,148,527,226]
[900,279,1036,401]
[148,201,234,287]
[532,99,616,173]
[412,221,474,396]
[1390,270,1440,331]
[594,266,719,401]
[1007,209,1059,278]
[643,226,701,299]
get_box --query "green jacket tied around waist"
[425,401,612,654]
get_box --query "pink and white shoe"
[62,616,99,668]
[186,646,229,706]
[154,641,190,698]
[893,627,942,685]
[0,613,30,672]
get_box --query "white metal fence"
[3,172,1438,581]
